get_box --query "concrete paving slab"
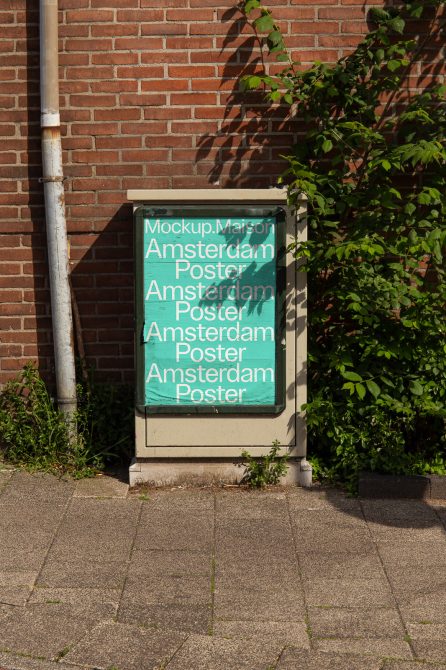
[130,550,212,577]
[122,574,212,606]
[400,590,446,624]
[411,640,446,663]
[368,525,446,543]
[0,472,74,503]
[295,526,376,553]
[48,498,140,562]
[0,607,94,661]
[36,560,127,589]
[141,489,215,511]
[276,649,382,669]
[304,578,394,608]
[216,490,288,519]
[384,567,446,603]
[163,633,283,669]
[407,622,446,640]
[313,638,413,660]
[64,621,187,670]
[135,510,213,552]
[287,487,362,513]
[377,541,446,568]
[299,551,384,580]
[0,651,89,670]
[117,602,212,634]
[291,509,367,529]
[213,620,310,648]
[28,588,120,620]
[383,663,446,670]
[361,500,441,526]
[0,586,33,607]
[73,475,129,498]
[308,606,406,639]
[214,588,306,621]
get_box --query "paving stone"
[216,490,288,519]
[216,518,293,552]
[145,489,215,512]
[64,621,186,670]
[36,560,127,589]
[287,487,362,514]
[214,588,305,621]
[276,648,382,669]
[383,663,446,670]
[73,474,129,498]
[0,607,94,660]
[407,622,446,640]
[299,552,384,580]
[134,510,213,552]
[0,652,87,670]
[48,498,140,562]
[411,640,446,663]
[163,633,283,669]
[369,525,446,543]
[399,588,446,624]
[28,588,120,620]
[213,620,310,648]
[122,574,212,606]
[313,638,413,660]
[308,606,405,639]
[0,471,75,503]
[361,500,440,527]
[131,550,212,577]
[305,578,394,608]
[215,572,297,595]
[214,555,297,580]
[0,586,33,607]
[295,526,376,553]
[384,567,446,603]
[377,542,446,568]
[118,602,212,634]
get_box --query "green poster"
[137,208,285,412]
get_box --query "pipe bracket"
[39,176,67,183]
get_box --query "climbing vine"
[238,0,446,487]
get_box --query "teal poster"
[143,215,278,407]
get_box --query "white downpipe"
[40,0,77,433]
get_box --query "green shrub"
[239,0,446,489]
[0,363,134,477]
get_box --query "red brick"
[117,9,163,21]
[66,10,114,22]
[117,65,164,79]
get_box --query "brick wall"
[0,0,440,384]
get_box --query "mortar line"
[285,490,312,651]
[115,499,144,622]
[26,483,77,605]
[358,499,417,660]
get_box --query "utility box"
[127,189,307,486]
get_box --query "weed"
[238,440,289,488]
[0,363,134,478]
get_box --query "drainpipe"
[40,0,77,435]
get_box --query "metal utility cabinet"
[127,189,308,486]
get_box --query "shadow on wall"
[69,204,135,385]
[195,6,296,188]
[195,2,446,189]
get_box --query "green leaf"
[355,383,366,400]
[254,13,274,32]
[366,380,381,398]
[243,0,261,14]
[387,59,402,72]
[409,380,423,396]
[322,139,333,153]
[388,16,405,34]
[342,371,363,382]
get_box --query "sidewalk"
[0,467,445,670]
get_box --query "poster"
[140,210,283,410]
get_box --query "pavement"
[0,468,446,670]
